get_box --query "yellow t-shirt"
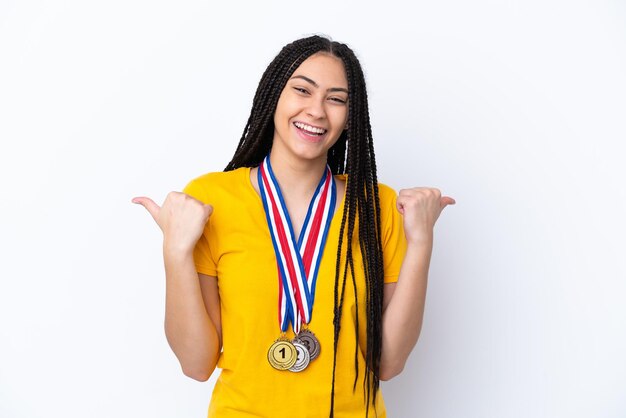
[183,167,407,418]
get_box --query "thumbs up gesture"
[132,192,213,254]
[396,188,455,246]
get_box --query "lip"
[293,121,327,131]
[292,121,328,142]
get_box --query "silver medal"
[288,340,310,372]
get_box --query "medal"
[297,328,321,361]
[288,340,311,372]
[259,154,336,371]
[267,338,298,370]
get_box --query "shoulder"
[183,168,249,203]
[185,169,243,189]
[377,182,398,203]
[336,175,398,206]
[376,182,401,230]
[334,175,397,200]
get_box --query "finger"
[440,196,456,208]
[396,196,406,214]
[132,196,161,221]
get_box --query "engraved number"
[279,347,285,359]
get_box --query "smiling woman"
[133,35,454,418]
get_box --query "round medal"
[288,340,311,372]
[267,340,298,370]
[297,329,320,361]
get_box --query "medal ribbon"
[258,155,336,334]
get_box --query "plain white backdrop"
[1,0,625,417]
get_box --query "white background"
[1,0,625,417]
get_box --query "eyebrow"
[290,75,349,94]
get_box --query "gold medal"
[267,338,298,370]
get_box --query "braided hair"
[225,35,385,417]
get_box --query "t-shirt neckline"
[242,166,347,228]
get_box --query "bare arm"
[163,249,221,381]
[379,241,432,381]
[378,187,454,381]
[133,193,221,382]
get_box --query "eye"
[329,96,347,104]
[293,87,309,95]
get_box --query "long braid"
[330,68,361,414]
[225,36,385,417]
[339,46,385,414]
[342,56,363,394]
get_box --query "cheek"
[273,90,290,122]
[273,104,289,128]
[274,98,298,125]
[333,109,349,130]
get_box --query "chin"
[291,145,331,162]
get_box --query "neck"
[268,150,328,198]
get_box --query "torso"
[183,167,405,417]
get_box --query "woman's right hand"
[132,192,213,254]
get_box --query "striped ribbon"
[258,155,336,334]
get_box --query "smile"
[293,121,327,136]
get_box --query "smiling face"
[271,52,349,165]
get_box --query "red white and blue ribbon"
[258,155,336,334]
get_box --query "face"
[271,52,349,164]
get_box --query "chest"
[209,200,365,329]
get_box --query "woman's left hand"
[396,187,455,246]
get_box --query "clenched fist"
[132,192,213,254]
[396,188,455,246]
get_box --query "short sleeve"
[379,184,407,284]
[183,178,218,277]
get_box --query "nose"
[306,97,326,119]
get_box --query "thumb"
[132,196,161,222]
[440,196,456,208]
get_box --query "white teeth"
[294,122,326,135]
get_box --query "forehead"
[290,53,348,88]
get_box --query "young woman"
[133,35,454,417]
